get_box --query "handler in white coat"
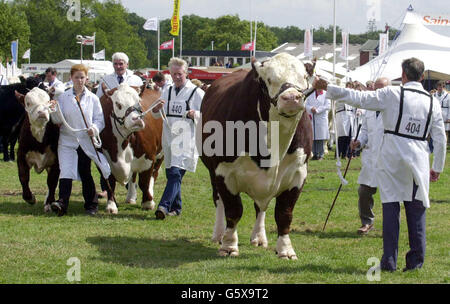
[350,77,390,235]
[305,89,330,160]
[50,64,111,216]
[45,67,65,99]
[314,58,446,272]
[96,52,134,98]
[151,57,204,219]
[335,83,355,158]
[433,80,450,141]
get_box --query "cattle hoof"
[106,204,119,215]
[142,201,155,210]
[218,248,239,257]
[24,194,36,205]
[125,200,137,205]
[250,239,268,248]
[44,204,51,213]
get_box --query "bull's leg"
[2,136,9,162]
[275,187,301,260]
[125,173,137,204]
[105,174,118,214]
[216,177,242,257]
[212,195,226,244]
[139,169,155,210]
[17,153,35,205]
[44,164,60,212]
[9,137,17,161]
[250,203,268,248]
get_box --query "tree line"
[0,0,398,70]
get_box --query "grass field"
[0,147,448,284]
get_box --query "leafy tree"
[0,0,31,65]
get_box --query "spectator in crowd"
[305,87,331,160]
[152,72,171,92]
[335,82,356,158]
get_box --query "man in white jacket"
[350,77,390,235]
[96,52,134,98]
[433,80,449,143]
[45,67,65,99]
[151,57,204,219]
[314,58,446,272]
[305,89,330,160]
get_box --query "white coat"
[335,102,355,137]
[51,88,111,180]
[326,82,446,208]
[357,110,384,188]
[152,80,204,172]
[96,69,134,98]
[434,91,450,131]
[49,78,65,99]
[305,91,330,140]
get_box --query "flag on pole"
[22,49,30,59]
[11,40,18,63]
[241,41,254,51]
[92,49,105,60]
[160,40,174,50]
[82,35,95,45]
[170,0,180,36]
[143,17,158,31]
[304,29,313,57]
[340,32,348,60]
[378,33,388,56]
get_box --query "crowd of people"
[1,52,448,273]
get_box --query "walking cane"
[74,95,117,205]
[322,122,362,231]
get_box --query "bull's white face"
[254,53,309,117]
[110,83,145,132]
[24,87,51,127]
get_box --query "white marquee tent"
[348,21,450,83]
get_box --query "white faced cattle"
[99,83,163,214]
[16,87,60,211]
[200,53,313,259]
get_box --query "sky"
[119,0,450,35]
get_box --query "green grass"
[0,147,449,284]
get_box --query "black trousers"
[58,146,98,211]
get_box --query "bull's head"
[252,53,311,118]
[23,87,52,126]
[110,83,145,133]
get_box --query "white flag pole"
[332,0,336,83]
[93,32,96,55]
[253,18,258,58]
[158,19,160,71]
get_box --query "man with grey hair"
[314,58,446,272]
[350,77,391,235]
[151,57,204,219]
[96,52,133,98]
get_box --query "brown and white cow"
[99,83,163,214]
[16,87,60,211]
[200,53,313,259]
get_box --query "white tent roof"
[348,22,450,83]
[54,59,114,74]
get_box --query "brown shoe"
[357,224,374,235]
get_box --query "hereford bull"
[15,87,59,211]
[100,83,163,214]
[200,53,313,259]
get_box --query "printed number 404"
[405,122,421,135]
